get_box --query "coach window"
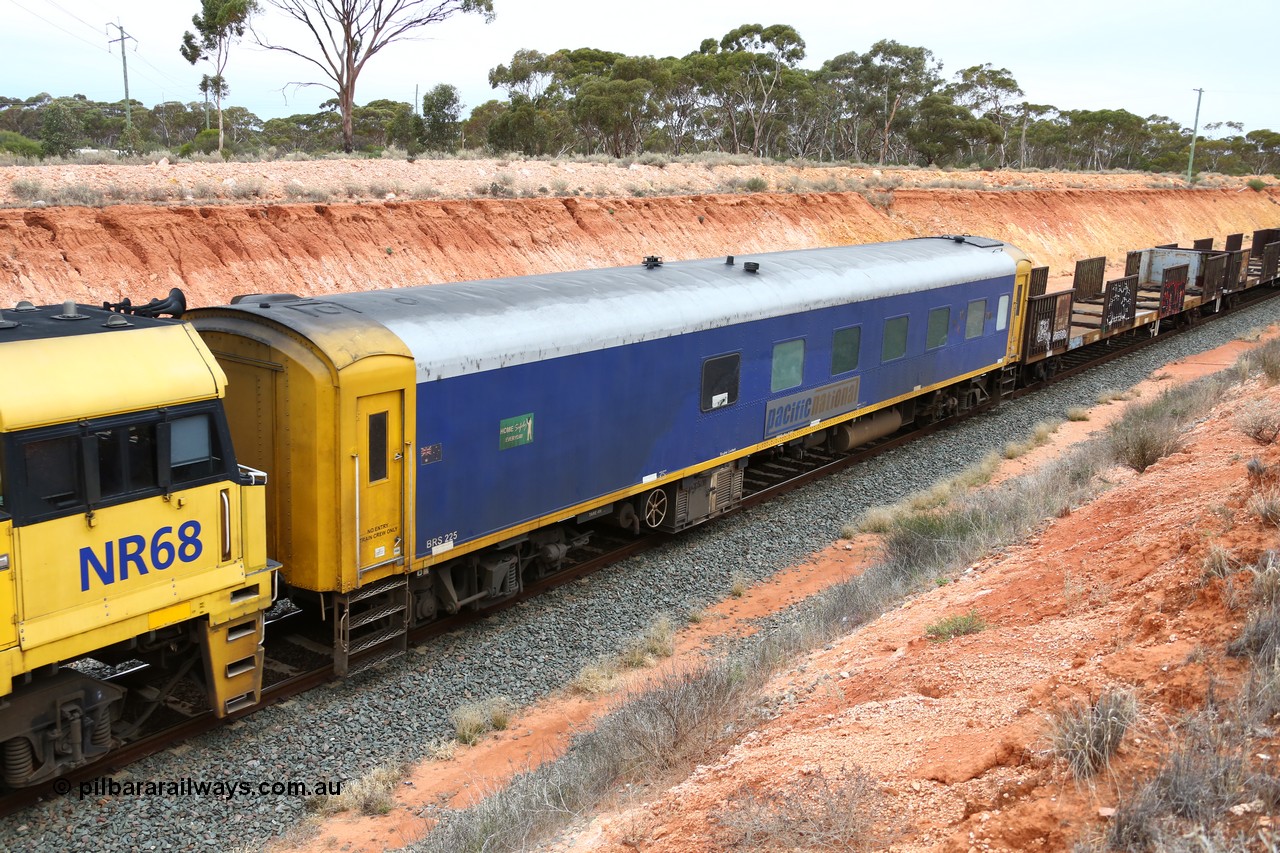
[881,316,908,362]
[926,307,950,350]
[701,353,740,411]
[996,294,1010,331]
[966,299,987,339]
[23,434,84,514]
[771,339,805,393]
[831,326,861,375]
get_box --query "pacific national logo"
[79,521,204,591]
[763,377,861,438]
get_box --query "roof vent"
[643,255,663,269]
[13,301,36,312]
[725,255,735,265]
[0,310,17,330]
[743,261,760,274]
[54,300,88,320]
[103,314,132,329]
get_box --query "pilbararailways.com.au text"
[65,775,344,800]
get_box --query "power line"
[42,0,103,36]
[4,0,108,54]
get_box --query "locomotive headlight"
[0,554,8,570]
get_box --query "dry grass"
[1201,544,1239,582]
[1247,488,1280,527]
[620,614,676,669]
[1003,420,1061,459]
[571,657,621,696]
[1050,688,1138,778]
[450,696,516,745]
[308,756,406,816]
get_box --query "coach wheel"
[641,488,668,529]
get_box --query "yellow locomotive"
[0,296,273,787]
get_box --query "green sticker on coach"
[499,413,534,450]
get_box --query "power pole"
[107,20,136,130]
[1186,87,1204,186]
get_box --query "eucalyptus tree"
[947,63,1022,165]
[907,93,1001,166]
[855,40,943,165]
[421,83,464,151]
[181,0,260,152]
[256,0,495,153]
[39,99,84,158]
[688,24,807,156]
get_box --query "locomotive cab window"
[771,339,805,393]
[168,414,221,485]
[926,307,950,350]
[831,326,861,375]
[22,434,83,514]
[966,299,987,339]
[881,316,908,362]
[701,353,740,411]
[368,411,389,483]
[95,423,159,500]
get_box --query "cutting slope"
[2,187,1277,308]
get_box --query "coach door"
[355,391,405,575]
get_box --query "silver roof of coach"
[220,237,1019,382]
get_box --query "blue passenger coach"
[190,235,1030,672]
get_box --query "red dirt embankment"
[2,185,1278,308]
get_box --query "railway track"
[2,276,1276,818]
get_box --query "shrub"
[1247,178,1266,191]
[225,179,263,199]
[0,130,41,158]
[924,610,985,640]
[743,176,768,192]
[1106,407,1184,472]
[1229,599,1280,664]
[1253,340,1280,383]
[1050,688,1138,778]
[50,184,105,207]
[10,178,44,201]
[715,767,889,849]
[1066,407,1090,422]
[1237,401,1280,444]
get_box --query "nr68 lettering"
[80,521,204,591]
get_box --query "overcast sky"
[2,0,1276,134]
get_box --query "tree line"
[3,22,1277,175]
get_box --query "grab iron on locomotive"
[1,230,1277,786]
